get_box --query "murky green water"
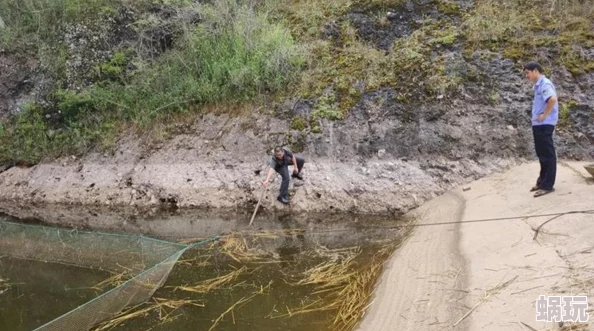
[0,206,410,331]
[0,257,112,331]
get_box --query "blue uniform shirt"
[532,75,558,126]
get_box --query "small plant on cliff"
[290,116,308,131]
[558,99,578,127]
[312,91,343,121]
[94,51,130,82]
[52,89,95,123]
[0,104,49,164]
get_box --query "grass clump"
[0,105,50,166]
[312,91,344,121]
[290,116,308,131]
[0,98,118,165]
[95,2,303,127]
[93,51,130,82]
[559,99,578,127]
[427,24,459,46]
[263,0,352,41]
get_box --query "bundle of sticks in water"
[92,298,204,331]
[91,230,402,331]
[171,266,247,294]
[269,242,399,331]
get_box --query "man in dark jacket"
[263,146,305,204]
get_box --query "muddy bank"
[0,157,521,216]
[0,100,590,215]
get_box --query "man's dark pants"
[275,156,305,200]
[532,125,556,191]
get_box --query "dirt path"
[358,161,594,331]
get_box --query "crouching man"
[262,146,305,205]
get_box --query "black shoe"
[291,173,303,180]
[277,196,289,205]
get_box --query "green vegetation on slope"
[463,0,594,76]
[0,0,592,164]
[91,4,303,127]
[0,0,303,164]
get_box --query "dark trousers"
[532,125,557,191]
[275,156,305,199]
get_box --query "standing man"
[524,62,559,197]
[263,146,305,205]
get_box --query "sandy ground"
[357,161,594,331]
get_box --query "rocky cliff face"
[0,0,592,215]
